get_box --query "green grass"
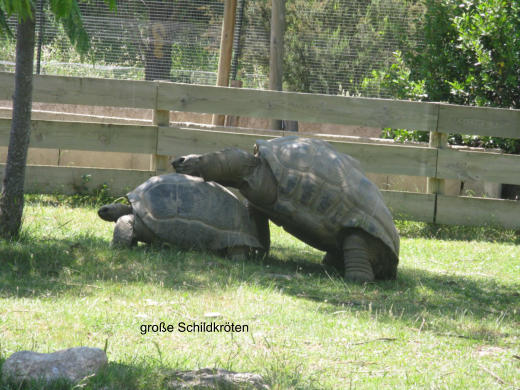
[0,195,519,389]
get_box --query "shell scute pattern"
[127,174,262,251]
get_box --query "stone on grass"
[166,368,269,389]
[1,347,107,385]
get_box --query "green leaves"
[0,6,13,37]
[49,0,74,18]
[0,0,34,36]
[0,0,117,54]
[54,0,90,55]
[420,0,520,108]
[378,0,520,152]
[0,0,35,20]
[49,0,116,56]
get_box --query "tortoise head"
[98,203,133,222]
[171,154,203,177]
[172,149,259,188]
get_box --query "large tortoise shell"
[128,174,262,251]
[255,136,399,261]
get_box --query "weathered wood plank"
[427,124,447,195]
[437,149,520,185]
[436,195,520,229]
[438,104,520,139]
[157,82,440,131]
[2,72,519,138]
[0,72,156,109]
[381,191,435,223]
[159,126,437,177]
[0,118,157,154]
[2,72,519,139]
[0,73,14,101]
[0,164,154,196]
[330,140,436,177]
[158,125,274,157]
[151,109,171,175]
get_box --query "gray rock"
[1,347,107,385]
[166,368,269,389]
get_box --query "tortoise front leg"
[112,215,137,248]
[248,203,270,258]
[342,230,375,283]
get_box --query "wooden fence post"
[427,131,447,195]
[224,79,243,127]
[150,108,170,176]
[212,0,237,126]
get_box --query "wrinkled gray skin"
[172,136,399,282]
[98,173,267,261]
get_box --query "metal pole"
[212,0,237,126]
[230,0,246,81]
[269,0,285,130]
[36,0,45,75]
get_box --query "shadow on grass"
[0,360,172,390]
[1,234,518,343]
[0,358,318,390]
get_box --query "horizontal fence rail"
[0,164,154,195]
[0,119,157,154]
[2,72,519,136]
[0,72,519,229]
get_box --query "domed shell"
[127,174,262,251]
[255,136,399,262]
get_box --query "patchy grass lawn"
[0,195,519,389]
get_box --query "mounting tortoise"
[97,173,267,260]
[172,136,399,282]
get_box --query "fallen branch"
[60,281,101,289]
[478,364,518,389]
[348,337,397,346]
[436,333,473,340]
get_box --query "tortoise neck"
[199,148,258,187]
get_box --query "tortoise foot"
[112,215,137,248]
[343,232,375,283]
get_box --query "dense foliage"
[0,0,116,53]
[241,0,423,95]
[412,0,520,108]
[378,0,520,152]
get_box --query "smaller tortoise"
[97,173,267,260]
[172,136,399,282]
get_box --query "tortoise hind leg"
[342,230,375,283]
[112,215,137,247]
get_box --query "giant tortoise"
[97,173,267,260]
[172,136,399,282]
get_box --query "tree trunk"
[0,14,36,239]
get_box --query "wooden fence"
[0,72,519,228]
